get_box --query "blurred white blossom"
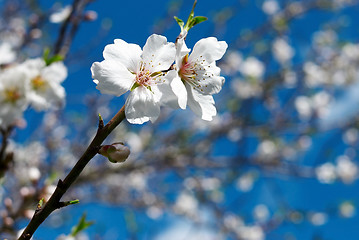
[0,42,16,65]
[231,78,262,99]
[272,37,294,65]
[240,57,265,79]
[336,155,357,183]
[262,0,280,15]
[236,171,257,192]
[50,5,72,23]
[0,65,29,127]
[174,192,198,217]
[339,201,356,218]
[253,204,270,222]
[308,212,328,226]
[257,140,278,159]
[237,225,265,240]
[343,128,358,144]
[23,58,67,111]
[221,51,242,75]
[316,162,336,184]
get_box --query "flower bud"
[83,10,98,21]
[99,142,130,163]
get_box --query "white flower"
[174,37,227,121]
[315,162,336,184]
[22,58,67,111]
[253,204,270,222]
[237,225,264,240]
[336,155,357,183]
[0,65,29,127]
[272,37,294,64]
[295,96,312,119]
[174,192,198,216]
[240,57,265,79]
[50,5,72,23]
[91,34,180,124]
[0,42,16,65]
[262,0,280,15]
[231,78,262,99]
[339,201,356,218]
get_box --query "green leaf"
[177,0,207,34]
[187,0,197,23]
[43,47,64,66]
[67,199,80,205]
[71,213,94,237]
[188,16,207,29]
[46,54,64,66]
[43,48,50,61]
[174,16,184,30]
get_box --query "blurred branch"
[53,0,94,57]
[0,127,13,177]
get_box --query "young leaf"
[46,54,64,66]
[42,48,50,61]
[176,0,207,34]
[174,16,184,30]
[70,213,94,237]
[189,16,207,28]
[186,0,197,24]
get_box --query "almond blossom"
[22,58,67,111]
[91,34,183,124]
[49,5,72,23]
[0,42,16,65]
[0,66,29,127]
[174,37,227,121]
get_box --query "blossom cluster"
[0,56,67,128]
[91,34,227,124]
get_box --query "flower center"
[136,70,152,87]
[131,62,166,91]
[31,75,47,92]
[179,54,197,82]
[178,54,208,92]
[4,88,21,103]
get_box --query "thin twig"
[18,105,126,240]
[53,0,81,55]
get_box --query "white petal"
[185,83,216,121]
[142,34,176,72]
[153,70,187,109]
[0,106,24,127]
[49,5,72,23]
[0,42,16,65]
[28,92,50,111]
[22,58,45,79]
[103,39,142,73]
[125,86,160,124]
[169,70,187,109]
[189,37,228,64]
[47,81,66,104]
[195,63,225,95]
[91,60,134,96]
[42,61,68,83]
[175,37,191,69]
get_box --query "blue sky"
[16,0,359,239]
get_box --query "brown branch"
[18,105,126,240]
[53,0,81,55]
[0,126,13,177]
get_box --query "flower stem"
[18,105,126,240]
